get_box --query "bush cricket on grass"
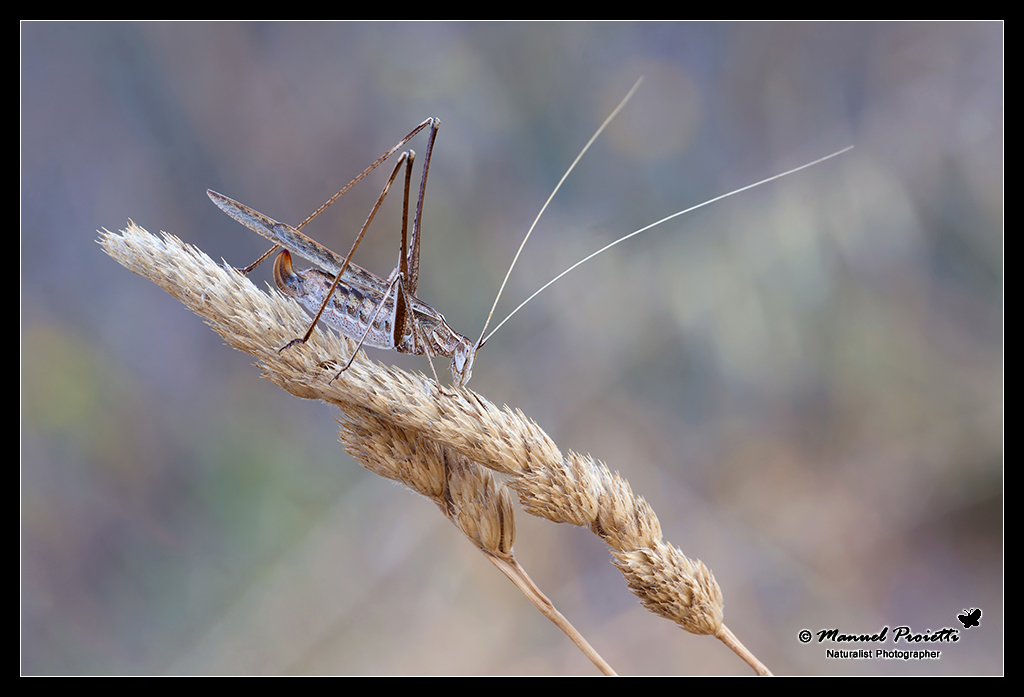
[208,80,851,390]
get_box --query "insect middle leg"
[324,266,445,387]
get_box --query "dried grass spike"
[99,224,771,675]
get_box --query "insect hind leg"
[282,149,417,353]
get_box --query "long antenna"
[480,144,854,348]
[475,77,644,349]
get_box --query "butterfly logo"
[957,608,981,629]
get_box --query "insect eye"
[451,345,475,387]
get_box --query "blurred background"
[22,22,1002,675]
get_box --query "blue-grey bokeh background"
[22,22,1002,674]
